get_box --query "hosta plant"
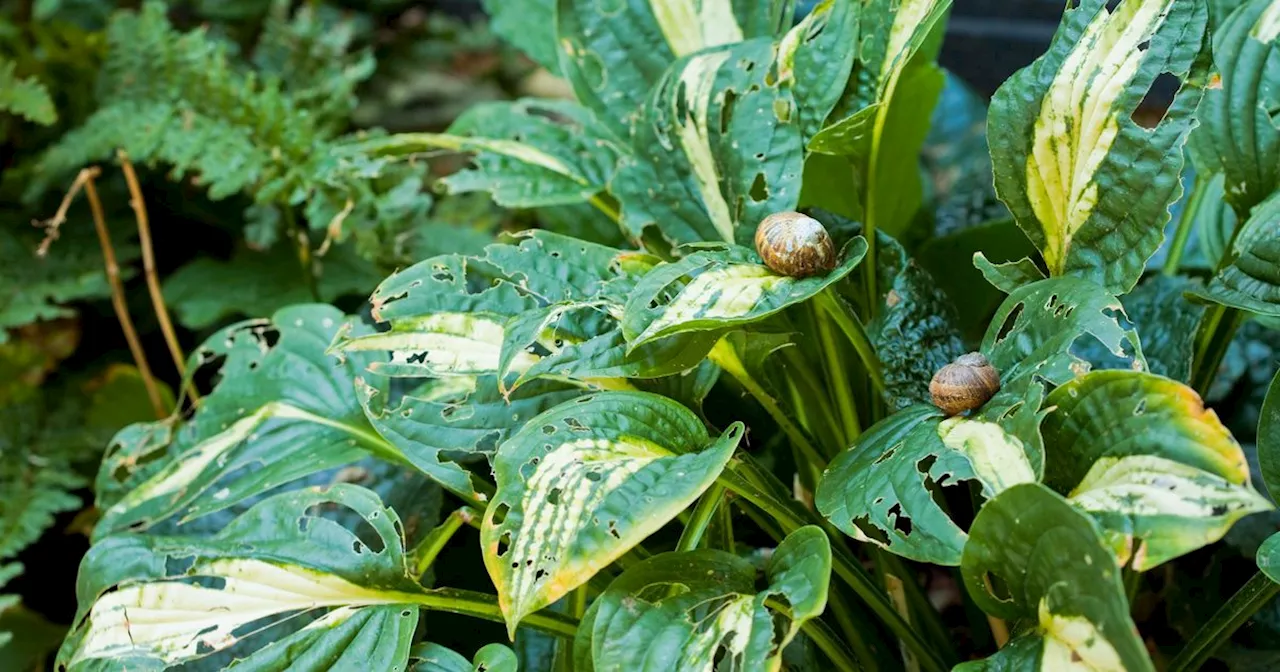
[59,0,1280,670]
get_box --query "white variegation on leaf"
[1037,600,1127,671]
[334,313,531,378]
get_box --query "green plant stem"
[1191,305,1245,396]
[781,347,846,454]
[410,588,579,639]
[1163,173,1209,276]
[765,596,862,671]
[412,507,475,580]
[815,303,862,445]
[1168,571,1280,672]
[709,340,828,470]
[877,551,958,664]
[588,192,622,223]
[817,289,886,396]
[677,483,725,552]
[720,458,947,672]
[282,206,320,301]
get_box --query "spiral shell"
[929,352,1001,416]
[754,211,837,278]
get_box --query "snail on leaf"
[754,211,837,277]
[929,352,1001,416]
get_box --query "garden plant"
[3,0,1280,670]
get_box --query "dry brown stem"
[34,168,97,256]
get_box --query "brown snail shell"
[929,352,1001,416]
[754,211,837,278]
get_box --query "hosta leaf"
[340,100,625,209]
[1120,275,1205,382]
[1259,370,1279,499]
[988,0,1212,293]
[59,486,442,671]
[482,0,561,75]
[357,376,584,500]
[783,0,860,145]
[572,526,830,671]
[556,0,791,135]
[621,240,867,347]
[1192,189,1280,317]
[1191,0,1280,217]
[1260,532,1280,583]
[411,643,517,672]
[481,391,742,634]
[1068,455,1270,570]
[816,388,1044,565]
[972,253,1045,294]
[961,483,1153,672]
[93,305,394,537]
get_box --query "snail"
[929,352,1001,416]
[754,211,837,278]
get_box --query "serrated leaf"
[481,391,742,635]
[1259,370,1280,500]
[961,483,1153,672]
[59,486,445,671]
[1068,454,1270,570]
[572,526,829,671]
[621,241,867,347]
[1192,189,1280,317]
[93,305,394,537]
[988,0,1212,293]
[1191,0,1280,218]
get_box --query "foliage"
[6,0,1280,671]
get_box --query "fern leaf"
[0,59,56,126]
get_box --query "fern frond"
[0,59,56,126]
[0,400,85,561]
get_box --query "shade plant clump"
[26,0,1280,670]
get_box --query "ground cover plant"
[3,0,1280,670]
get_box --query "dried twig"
[80,168,168,419]
[34,168,97,256]
[117,150,198,404]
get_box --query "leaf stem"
[1190,305,1245,396]
[81,168,168,419]
[282,206,320,301]
[1168,570,1280,672]
[412,507,476,580]
[676,483,725,552]
[1163,173,1209,276]
[410,588,580,639]
[765,596,862,671]
[815,303,861,445]
[588,192,621,223]
[817,289,886,395]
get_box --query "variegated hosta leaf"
[816,387,1045,565]
[339,100,626,210]
[960,484,1154,672]
[481,391,742,634]
[93,305,395,538]
[1191,0,1280,218]
[1041,370,1266,569]
[1067,455,1271,570]
[989,0,1212,293]
[556,0,792,135]
[1192,189,1280,317]
[621,240,867,347]
[981,276,1146,405]
[357,375,585,500]
[60,486,432,670]
[572,527,830,671]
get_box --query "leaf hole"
[850,515,891,546]
[1132,71,1180,129]
[994,303,1024,342]
[749,173,769,202]
[490,503,510,526]
[874,447,898,465]
[547,488,562,506]
[887,503,913,535]
[585,471,602,482]
[720,89,737,133]
[497,532,511,557]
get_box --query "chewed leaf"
[972,253,1044,294]
[960,484,1154,672]
[815,389,1044,565]
[481,392,741,635]
[989,0,1212,292]
[1041,370,1249,492]
[573,527,830,671]
[1191,189,1280,318]
[59,486,427,671]
[622,241,866,348]
[93,305,390,538]
[981,276,1146,399]
[1069,455,1271,570]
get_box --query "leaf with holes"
[1190,0,1280,218]
[481,391,742,635]
[816,384,1045,565]
[338,100,626,210]
[92,305,401,538]
[61,485,444,670]
[961,483,1154,672]
[988,0,1212,292]
[572,526,830,671]
[972,253,1045,294]
[1191,189,1280,318]
[621,240,867,348]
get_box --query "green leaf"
[915,218,1038,339]
[1259,532,1280,583]
[1259,370,1280,500]
[59,486,432,670]
[1192,189,1280,318]
[572,526,830,670]
[481,391,742,634]
[482,0,562,75]
[972,253,1045,294]
[0,58,56,125]
[621,241,867,347]
[1120,275,1205,382]
[1191,0,1280,218]
[961,483,1153,672]
[555,0,791,136]
[410,642,518,672]
[93,305,394,537]
[784,0,861,145]
[816,388,1044,565]
[988,0,1212,293]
